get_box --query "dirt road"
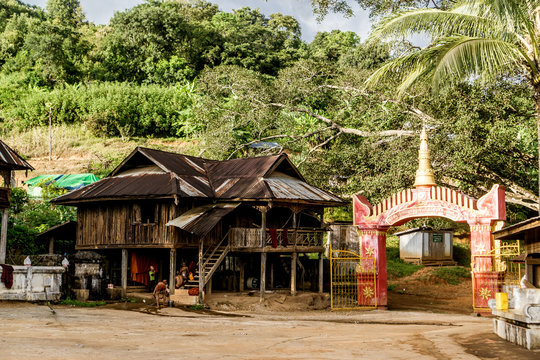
[0,302,537,359]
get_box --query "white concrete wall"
[400,232,423,260]
[0,266,64,301]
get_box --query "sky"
[21,0,373,42]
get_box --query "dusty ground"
[388,267,473,314]
[0,301,538,360]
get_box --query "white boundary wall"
[0,265,64,301]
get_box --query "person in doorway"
[148,265,157,292]
[175,271,184,289]
[153,279,169,309]
[188,261,196,281]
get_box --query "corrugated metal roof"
[53,147,345,206]
[54,174,179,201]
[139,148,209,176]
[206,155,280,179]
[0,140,33,171]
[166,203,239,237]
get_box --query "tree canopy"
[0,0,537,233]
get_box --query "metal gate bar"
[330,246,377,310]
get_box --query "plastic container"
[495,292,508,310]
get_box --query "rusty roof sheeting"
[139,148,208,176]
[166,203,239,237]
[206,155,280,179]
[53,147,345,205]
[0,140,33,171]
[54,174,179,201]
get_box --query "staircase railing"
[202,231,229,270]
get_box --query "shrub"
[3,81,202,138]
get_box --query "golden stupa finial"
[413,127,436,187]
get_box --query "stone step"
[173,289,191,296]
[170,293,198,305]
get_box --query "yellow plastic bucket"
[495,292,508,310]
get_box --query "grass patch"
[120,297,137,303]
[386,235,423,278]
[59,297,107,307]
[387,259,423,278]
[434,266,470,285]
[387,284,396,292]
[189,304,205,310]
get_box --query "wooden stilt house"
[52,147,345,300]
[0,140,33,264]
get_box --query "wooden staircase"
[183,240,230,289]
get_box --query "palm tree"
[367,0,540,213]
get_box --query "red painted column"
[469,220,497,310]
[357,227,388,308]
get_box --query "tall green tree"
[367,0,540,213]
[46,0,85,27]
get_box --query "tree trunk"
[535,87,540,215]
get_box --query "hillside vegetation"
[1,0,538,256]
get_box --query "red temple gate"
[352,129,506,312]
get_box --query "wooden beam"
[207,276,212,296]
[48,236,55,255]
[198,241,204,304]
[0,208,8,264]
[260,252,266,301]
[239,257,245,292]
[260,206,267,247]
[291,252,297,296]
[231,246,325,253]
[169,248,176,295]
[318,252,323,293]
[75,243,199,250]
[270,261,274,289]
[121,248,128,297]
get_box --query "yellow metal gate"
[330,247,377,310]
[471,241,522,311]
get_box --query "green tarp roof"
[25,173,99,190]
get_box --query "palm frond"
[365,49,439,96]
[365,36,527,97]
[431,36,526,91]
[370,7,515,44]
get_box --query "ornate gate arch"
[353,129,506,311]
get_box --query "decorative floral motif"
[479,287,492,300]
[365,247,375,257]
[362,287,374,299]
[474,243,487,254]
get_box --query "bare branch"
[268,102,415,137]
[383,99,438,124]
[319,84,368,96]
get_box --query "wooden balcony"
[228,227,326,252]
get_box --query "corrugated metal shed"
[0,140,33,171]
[53,147,345,206]
[166,203,239,237]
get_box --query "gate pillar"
[469,219,497,310]
[357,227,388,308]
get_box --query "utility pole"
[47,103,52,161]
